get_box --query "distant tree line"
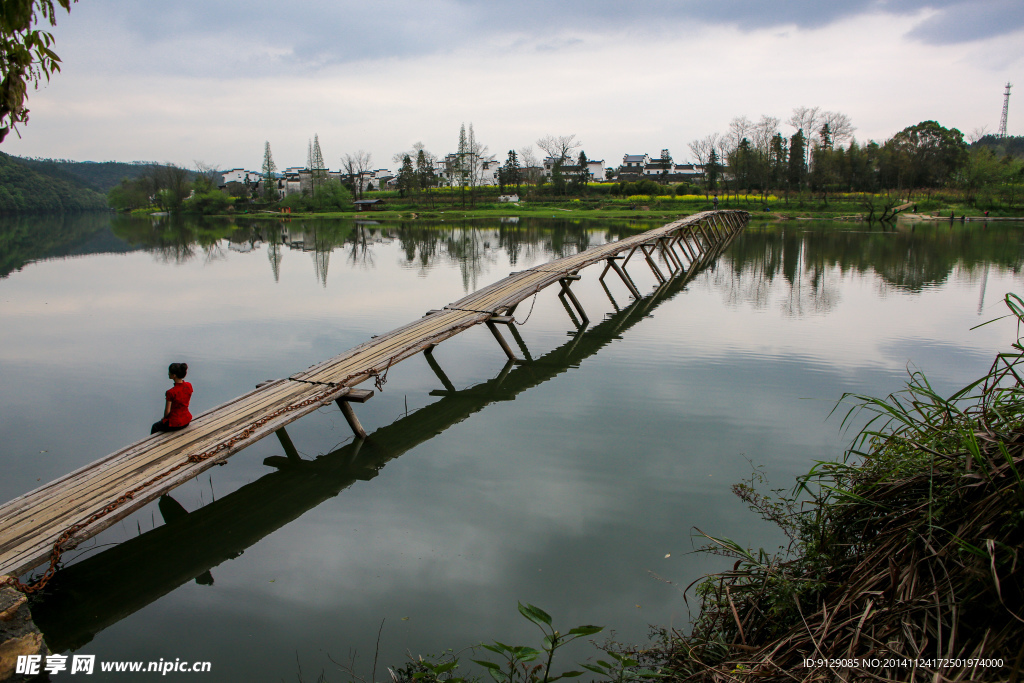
[688,108,1024,209]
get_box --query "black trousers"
[151,420,187,435]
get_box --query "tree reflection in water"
[709,222,1024,315]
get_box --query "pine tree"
[261,141,277,202]
[788,130,807,191]
[707,149,720,191]
[457,123,469,207]
[575,150,590,193]
[309,134,326,201]
[397,154,415,197]
[503,149,521,192]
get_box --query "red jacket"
[165,382,193,428]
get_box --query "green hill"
[13,157,166,193]
[0,152,108,213]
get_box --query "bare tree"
[788,106,822,138]
[752,115,781,153]
[341,150,372,199]
[518,145,540,186]
[393,141,428,166]
[536,134,580,163]
[688,132,720,191]
[727,116,755,149]
[819,111,855,147]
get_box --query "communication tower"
[998,82,1012,138]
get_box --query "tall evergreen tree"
[575,150,590,193]
[309,133,326,200]
[457,123,469,207]
[707,149,720,191]
[769,133,787,188]
[788,129,807,190]
[397,154,415,197]
[503,149,521,192]
[261,141,277,202]
[415,149,436,205]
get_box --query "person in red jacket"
[151,362,193,434]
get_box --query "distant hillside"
[972,135,1024,158]
[12,157,171,193]
[0,152,108,213]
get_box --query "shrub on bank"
[663,293,1024,681]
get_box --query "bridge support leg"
[641,244,666,283]
[485,317,519,363]
[558,274,588,325]
[657,237,681,273]
[506,323,534,361]
[335,389,374,439]
[275,427,303,463]
[602,255,642,299]
[599,278,621,312]
[667,233,691,269]
[424,345,456,392]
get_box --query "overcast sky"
[3,0,1022,171]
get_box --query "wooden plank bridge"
[0,210,748,586]
[33,242,732,652]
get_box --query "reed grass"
[662,293,1024,681]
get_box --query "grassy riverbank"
[210,187,1023,222]
[657,294,1024,682]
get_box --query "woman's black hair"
[168,362,188,379]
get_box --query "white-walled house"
[220,168,260,186]
[620,154,651,172]
[434,153,499,187]
[541,157,607,182]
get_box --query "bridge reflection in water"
[29,225,739,653]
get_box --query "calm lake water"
[2,213,1023,681]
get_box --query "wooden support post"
[608,257,642,299]
[558,276,588,325]
[712,215,727,239]
[691,226,708,254]
[485,319,518,363]
[658,237,681,272]
[622,245,639,269]
[641,243,666,283]
[335,388,374,439]
[668,233,691,264]
[599,278,621,312]
[274,427,303,463]
[706,216,722,240]
[423,347,457,392]
[558,293,583,329]
[697,223,715,251]
[598,255,624,283]
[506,323,534,361]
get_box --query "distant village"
[218,150,705,199]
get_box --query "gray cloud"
[56,0,1024,78]
[904,0,1024,42]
